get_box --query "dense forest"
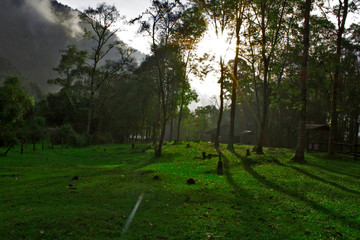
[0,0,359,160]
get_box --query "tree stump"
[202,152,207,160]
[246,149,251,157]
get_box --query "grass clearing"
[1,142,359,239]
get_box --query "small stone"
[187,178,195,184]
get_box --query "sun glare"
[196,30,233,61]
[188,29,235,110]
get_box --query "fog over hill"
[0,0,144,99]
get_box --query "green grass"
[1,142,359,239]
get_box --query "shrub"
[55,124,88,148]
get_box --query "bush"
[55,124,88,148]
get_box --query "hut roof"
[206,125,255,136]
[240,130,255,135]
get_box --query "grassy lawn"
[0,142,359,239]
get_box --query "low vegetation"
[1,142,359,239]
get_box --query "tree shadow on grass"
[271,158,360,197]
[230,150,360,231]
[214,147,286,238]
[306,162,360,181]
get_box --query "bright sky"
[56,0,222,109]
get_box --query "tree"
[48,4,134,137]
[48,45,87,90]
[0,76,32,155]
[80,3,122,135]
[327,0,350,155]
[171,4,206,143]
[175,82,198,142]
[27,117,47,151]
[215,58,227,148]
[228,0,247,151]
[246,0,289,154]
[342,24,360,147]
[292,0,312,162]
[46,89,76,128]
[194,105,218,140]
[132,0,188,156]
[193,0,235,148]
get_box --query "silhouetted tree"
[0,76,32,155]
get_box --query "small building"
[206,125,256,145]
[239,130,256,145]
[306,124,330,152]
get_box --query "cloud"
[24,0,83,38]
[26,0,55,23]
[57,9,83,38]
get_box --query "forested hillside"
[0,0,144,98]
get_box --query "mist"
[0,0,86,96]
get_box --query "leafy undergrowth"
[0,142,359,239]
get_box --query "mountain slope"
[0,0,144,98]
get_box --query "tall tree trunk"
[86,56,98,136]
[228,62,237,151]
[140,119,144,142]
[354,114,359,160]
[328,0,348,155]
[293,0,311,163]
[146,124,151,142]
[152,85,162,147]
[256,1,287,154]
[215,58,225,148]
[86,93,94,135]
[176,88,185,143]
[152,123,158,146]
[256,61,269,154]
[228,1,244,151]
[328,80,339,154]
[169,118,173,142]
[154,54,167,157]
[156,103,167,157]
[256,3,269,155]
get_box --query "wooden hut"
[306,124,330,152]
